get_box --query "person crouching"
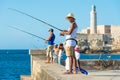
[58,43,65,65]
[75,45,81,72]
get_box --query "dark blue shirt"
[48,33,55,45]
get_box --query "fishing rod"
[8,8,63,31]
[8,26,46,40]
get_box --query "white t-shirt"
[66,22,78,47]
[75,45,80,60]
[75,51,80,60]
[58,50,63,57]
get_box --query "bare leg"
[45,57,51,63]
[50,57,53,63]
[64,56,73,74]
[69,56,73,73]
[73,54,77,74]
[78,60,81,71]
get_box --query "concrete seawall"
[21,49,95,80]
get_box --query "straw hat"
[66,13,75,19]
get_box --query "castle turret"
[90,5,97,34]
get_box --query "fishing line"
[8,8,63,31]
[8,26,46,41]
[8,26,62,47]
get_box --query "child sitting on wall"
[74,45,81,72]
[53,44,59,63]
[58,43,65,65]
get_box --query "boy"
[58,43,65,65]
[53,44,59,63]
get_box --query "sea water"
[0,50,30,80]
[0,50,120,80]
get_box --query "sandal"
[64,72,73,74]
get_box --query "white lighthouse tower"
[90,5,97,34]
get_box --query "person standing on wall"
[45,28,55,63]
[60,13,78,74]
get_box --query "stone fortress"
[76,5,120,51]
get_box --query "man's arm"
[46,33,52,41]
[60,23,76,35]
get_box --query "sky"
[0,0,120,49]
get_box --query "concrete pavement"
[89,70,120,80]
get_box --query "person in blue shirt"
[45,28,55,63]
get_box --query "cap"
[49,28,54,32]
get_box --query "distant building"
[90,5,97,34]
[77,5,120,50]
[80,5,120,35]
[81,28,90,34]
[81,25,120,34]
[97,25,111,34]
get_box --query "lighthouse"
[90,5,97,34]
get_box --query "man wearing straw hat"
[60,13,78,74]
